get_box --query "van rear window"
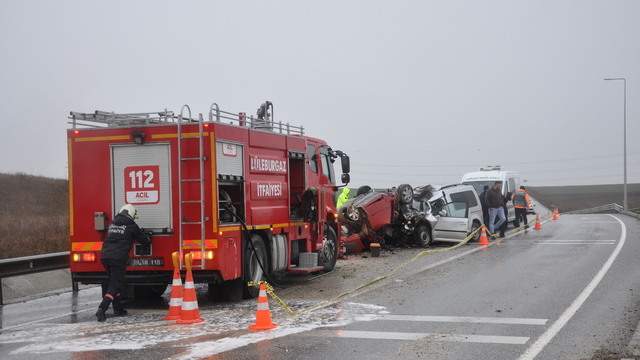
[450,191,478,208]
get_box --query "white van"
[461,166,520,225]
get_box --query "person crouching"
[96,204,151,322]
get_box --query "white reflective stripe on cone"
[182,300,199,311]
[259,289,267,297]
[172,279,182,286]
[257,302,270,311]
[169,298,183,307]
[184,281,195,289]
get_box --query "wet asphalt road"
[2,211,640,359]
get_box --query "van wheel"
[414,225,432,246]
[243,233,267,299]
[470,221,481,242]
[397,184,414,205]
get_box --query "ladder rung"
[182,222,203,225]
[182,200,202,204]
[181,179,202,182]
[180,157,203,161]
[181,136,201,139]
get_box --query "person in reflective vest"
[336,187,351,208]
[511,186,531,229]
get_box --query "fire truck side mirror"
[341,173,350,184]
[341,156,350,174]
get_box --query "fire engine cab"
[68,101,350,299]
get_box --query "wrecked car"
[338,183,484,252]
[337,184,437,251]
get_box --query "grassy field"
[527,184,640,213]
[0,173,69,259]
[1,172,638,259]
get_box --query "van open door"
[433,201,469,242]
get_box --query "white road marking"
[313,329,529,344]
[376,314,547,325]
[537,240,616,245]
[518,214,626,360]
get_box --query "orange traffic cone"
[477,225,490,245]
[248,283,278,330]
[551,208,559,221]
[164,252,183,320]
[533,214,543,230]
[176,253,204,324]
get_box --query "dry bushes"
[0,173,69,259]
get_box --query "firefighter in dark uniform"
[96,204,151,322]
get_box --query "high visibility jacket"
[512,189,531,209]
[336,187,351,208]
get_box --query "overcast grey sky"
[1,1,638,188]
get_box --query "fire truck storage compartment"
[218,183,244,223]
[111,143,172,232]
[288,150,306,219]
[217,141,245,223]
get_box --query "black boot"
[114,309,128,317]
[96,308,106,322]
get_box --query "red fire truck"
[68,101,350,300]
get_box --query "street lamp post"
[604,77,627,211]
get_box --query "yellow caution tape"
[248,281,296,314]
[485,214,551,237]
[249,215,553,315]
[250,225,484,316]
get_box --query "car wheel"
[318,225,338,272]
[470,221,481,242]
[397,184,413,205]
[357,185,373,196]
[242,233,267,299]
[414,224,432,246]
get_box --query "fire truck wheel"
[414,224,432,246]
[397,184,414,205]
[357,185,373,196]
[318,226,338,272]
[243,233,267,299]
[134,284,168,299]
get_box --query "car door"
[433,201,469,242]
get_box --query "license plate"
[130,258,164,266]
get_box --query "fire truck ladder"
[177,105,207,269]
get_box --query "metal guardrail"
[565,203,623,214]
[0,252,70,305]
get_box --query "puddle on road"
[0,301,385,359]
